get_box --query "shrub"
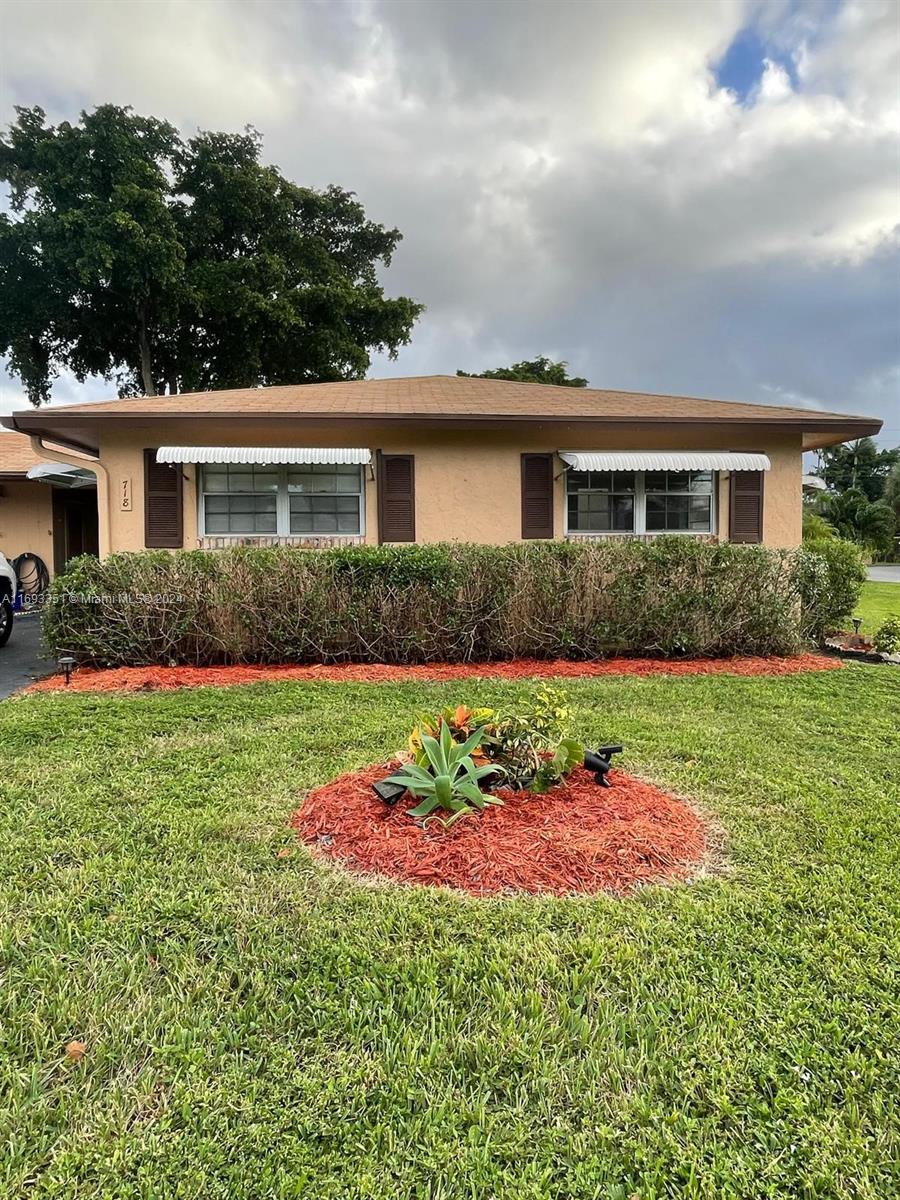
[873,616,900,656]
[796,537,867,640]
[43,538,850,665]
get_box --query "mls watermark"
[46,591,186,606]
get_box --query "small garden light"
[58,655,76,686]
[851,617,863,636]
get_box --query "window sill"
[566,532,719,543]
[197,534,365,550]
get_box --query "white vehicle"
[0,552,16,647]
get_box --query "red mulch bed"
[25,653,841,693]
[291,763,707,897]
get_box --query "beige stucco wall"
[0,479,54,568]
[95,420,803,553]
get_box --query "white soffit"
[156,447,372,466]
[558,451,771,472]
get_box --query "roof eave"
[1,413,102,458]
[4,408,883,455]
[801,421,883,450]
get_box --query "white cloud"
[0,0,898,438]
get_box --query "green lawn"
[855,581,900,630]
[1,670,898,1199]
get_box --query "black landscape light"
[372,778,407,805]
[58,655,76,686]
[584,744,624,788]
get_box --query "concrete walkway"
[0,613,56,699]
[867,565,900,583]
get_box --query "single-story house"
[1,376,881,556]
[0,431,98,575]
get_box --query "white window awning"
[558,451,770,472]
[156,447,372,466]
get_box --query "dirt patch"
[291,763,707,898]
[25,653,842,694]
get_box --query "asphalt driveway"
[867,564,900,583]
[0,613,56,699]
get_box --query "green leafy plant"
[531,738,585,794]
[483,687,579,790]
[873,615,900,656]
[387,722,501,826]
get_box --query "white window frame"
[199,464,366,539]
[564,469,718,537]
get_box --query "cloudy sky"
[1,0,898,445]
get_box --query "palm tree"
[819,488,896,558]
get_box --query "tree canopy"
[813,437,899,502]
[457,356,588,387]
[0,105,423,404]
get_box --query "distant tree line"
[457,356,588,387]
[807,438,900,561]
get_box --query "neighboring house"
[0,431,98,575]
[802,473,828,494]
[1,376,881,556]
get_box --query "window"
[565,468,716,535]
[566,471,635,533]
[200,464,364,538]
[645,470,714,532]
[202,465,278,535]
[288,464,364,535]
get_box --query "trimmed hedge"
[795,537,867,641]
[42,538,863,666]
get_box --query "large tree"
[457,356,588,387]
[813,437,899,502]
[0,105,423,403]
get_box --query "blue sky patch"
[715,26,799,103]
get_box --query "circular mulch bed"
[25,653,841,694]
[291,764,707,897]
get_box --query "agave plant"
[388,721,502,825]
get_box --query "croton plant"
[389,689,585,825]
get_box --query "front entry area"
[52,486,99,575]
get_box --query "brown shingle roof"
[0,431,44,475]
[24,374,871,424]
[2,375,882,454]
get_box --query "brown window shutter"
[729,470,764,544]
[377,452,415,542]
[521,453,554,539]
[144,449,183,548]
